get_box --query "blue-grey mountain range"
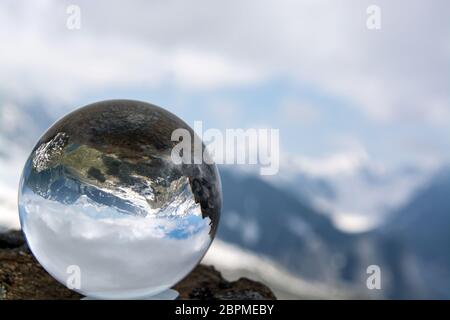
[217,168,450,299]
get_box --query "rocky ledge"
[0,230,275,300]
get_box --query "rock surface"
[0,231,276,300]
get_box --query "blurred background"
[1,0,449,299]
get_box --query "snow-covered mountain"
[202,239,362,299]
[216,167,450,299]
[380,167,450,298]
[265,155,436,233]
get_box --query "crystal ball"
[18,100,221,299]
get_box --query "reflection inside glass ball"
[18,100,221,299]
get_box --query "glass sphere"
[18,100,221,299]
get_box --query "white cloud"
[171,49,265,90]
[20,192,211,298]
[1,0,448,125]
[0,1,266,104]
[0,136,28,231]
[287,149,370,177]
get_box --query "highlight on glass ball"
[18,100,222,299]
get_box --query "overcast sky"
[0,0,449,174]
